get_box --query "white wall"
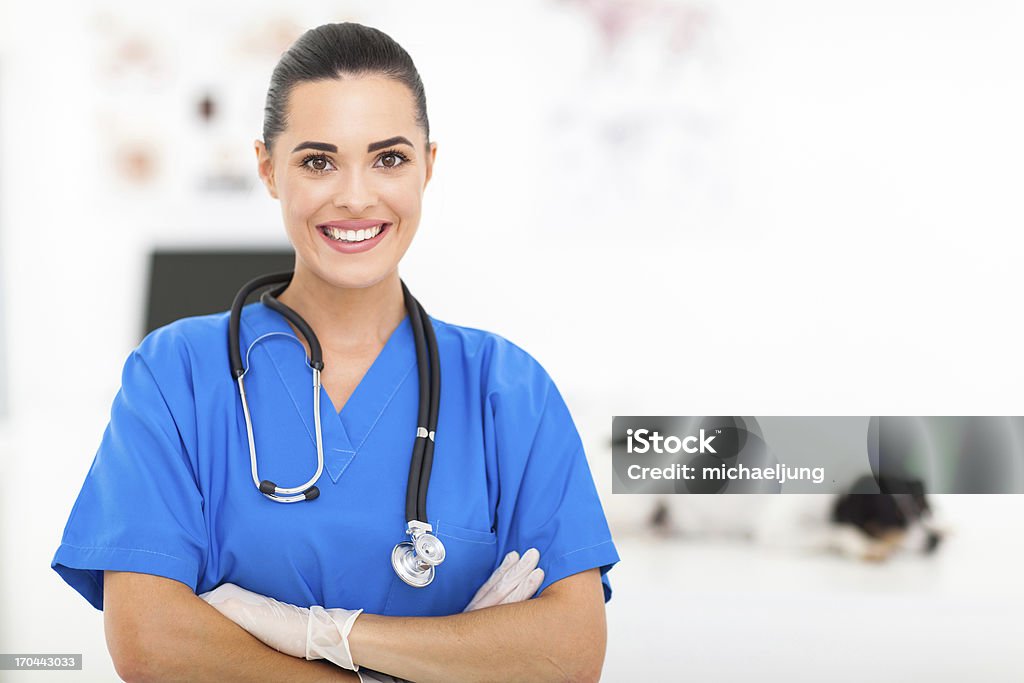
[2,0,1023,680]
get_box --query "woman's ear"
[254,139,279,199]
[423,141,438,189]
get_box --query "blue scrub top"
[52,301,619,615]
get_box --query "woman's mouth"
[317,222,391,253]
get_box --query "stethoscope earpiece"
[229,270,443,587]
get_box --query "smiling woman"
[52,21,618,683]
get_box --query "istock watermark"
[611,416,1024,494]
[625,428,718,454]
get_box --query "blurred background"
[1,0,1023,680]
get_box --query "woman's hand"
[463,548,544,612]
[199,583,362,671]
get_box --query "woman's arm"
[349,568,607,683]
[103,571,358,683]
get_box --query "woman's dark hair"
[262,22,429,154]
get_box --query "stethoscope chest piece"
[392,521,446,588]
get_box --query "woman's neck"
[274,267,407,354]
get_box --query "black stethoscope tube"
[419,295,440,524]
[404,283,428,523]
[230,272,325,378]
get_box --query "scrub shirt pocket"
[381,521,498,617]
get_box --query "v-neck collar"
[239,301,416,484]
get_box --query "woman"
[51,22,619,682]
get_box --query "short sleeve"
[51,347,208,610]
[487,346,620,603]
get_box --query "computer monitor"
[143,249,294,340]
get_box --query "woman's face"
[255,76,436,289]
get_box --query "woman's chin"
[310,263,399,291]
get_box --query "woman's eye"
[301,154,334,174]
[375,150,410,170]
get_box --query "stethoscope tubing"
[228,270,438,519]
[403,281,440,524]
[229,269,446,586]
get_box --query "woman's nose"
[332,169,378,214]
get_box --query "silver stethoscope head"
[392,521,447,588]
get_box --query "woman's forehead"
[284,76,420,147]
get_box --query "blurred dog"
[645,474,947,562]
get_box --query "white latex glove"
[199,583,362,671]
[463,547,544,612]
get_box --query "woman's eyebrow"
[292,141,337,153]
[367,136,413,152]
[291,136,414,154]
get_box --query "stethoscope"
[227,270,446,588]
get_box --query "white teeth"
[322,224,384,242]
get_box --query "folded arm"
[201,548,565,682]
[348,568,607,683]
[103,570,358,683]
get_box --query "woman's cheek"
[388,184,423,225]
[286,196,327,234]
